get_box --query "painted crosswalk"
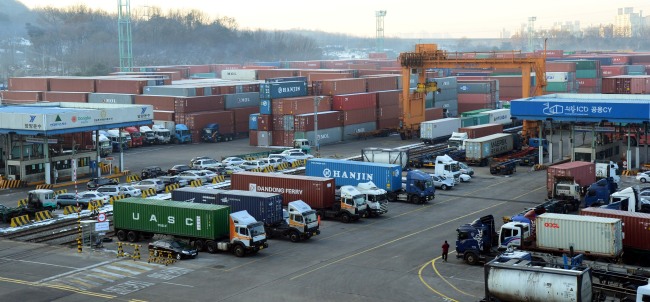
[45,261,162,291]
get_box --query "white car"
[222,157,246,167]
[224,165,245,175]
[637,171,650,183]
[280,149,303,155]
[240,160,270,171]
[192,158,223,170]
[430,174,455,190]
[284,151,314,161]
[96,185,141,198]
[459,174,471,182]
[178,170,209,182]
[197,169,219,182]
[133,179,165,193]
[268,154,295,164]
[259,157,284,169]
[78,191,110,204]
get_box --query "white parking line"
[162,281,194,288]
[0,258,78,269]
[37,260,118,283]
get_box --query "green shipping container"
[565,60,598,70]
[474,114,490,125]
[113,198,230,240]
[546,82,570,92]
[461,109,491,118]
[461,116,477,127]
[575,70,598,79]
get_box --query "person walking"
[441,240,450,262]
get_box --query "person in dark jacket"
[441,240,450,262]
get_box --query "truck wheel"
[289,231,301,243]
[465,253,478,265]
[411,195,421,204]
[441,184,448,190]
[194,240,205,251]
[206,241,217,253]
[340,213,351,223]
[116,230,127,241]
[233,245,245,257]
[127,231,139,243]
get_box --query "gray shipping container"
[224,92,261,109]
[435,99,459,117]
[432,76,458,89]
[457,82,498,94]
[342,122,376,141]
[143,85,196,97]
[88,93,136,104]
[294,127,342,146]
[257,131,272,146]
[434,87,458,102]
[171,187,225,204]
[464,133,514,162]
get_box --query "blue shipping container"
[259,81,308,99]
[260,99,272,115]
[266,76,308,83]
[171,187,283,225]
[249,113,260,130]
[305,158,402,192]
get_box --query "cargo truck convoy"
[231,172,367,223]
[306,158,435,205]
[171,187,320,242]
[113,198,268,257]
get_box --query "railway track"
[1,213,114,245]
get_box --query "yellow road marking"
[429,252,476,298]
[0,276,117,299]
[417,257,458,302]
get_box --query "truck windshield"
[204,129,212,134]
[179,130,190,135]
[304,211,317,224]
[353,195,366,207]
[131,132,141,138]
[448,140,461,148]
[448,163,460,173]
[249,223,265,237]
[369,194,388,203]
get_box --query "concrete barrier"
[10,215,30,227]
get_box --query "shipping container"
[342,122,377,140]
[231,172,335,208]
[378,105,401,120]
[265,76,308,83]
[293,111,342,132]
[254,69,298,81]
[464,133,514,165]
[306,158,401,192]
[8,77,50,91]
[457,80,498,94]
[293,127,343,146]
[420,118,461,143]
[221,69,258,81]
[0,90,42,102]
[259,81,308,99]
[536,213,623,258]
[224,92,261,109]
[580,207,650,254]
[332,92,377,111]
[375,90,400,107]
[154,110,175,121]
[306,72,353,84]
[113,198,230,240]
[272,114,294,131]
[271,96,332,115]
[257,131,272,146]
[457,123,503,139]
[143,85,197,97]
[88,93,136,104]
[315,78,366,95]
[365,75,399,92]
[480,109,512,125]
[49,77,96,92]
[42,91,89,103]
[175,111,234,134]
[602,75,650,94]
[424,108,444,121]
[135,95,225,112]
[546,161,596,198]
[231,107,259,133]
[95,78,155,94]
[256,114,272,131]
[342,108,377,125]
[249,113,260,130]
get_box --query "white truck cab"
[355,181,388,217]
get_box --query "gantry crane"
[398,44,547,140]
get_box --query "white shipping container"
[257,131,272,146]
[420,118,461,142]
[536,213,623,257]
[545,72,569,83]
[220,69,258,81]
[481,109,511,125]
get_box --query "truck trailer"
[464,133,515,166]
[546,161,596,206]
[113,198,268,257]
[448,123,503,150]
[420,118,461,145]
[231,172,367,223]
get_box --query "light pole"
[314,96,323,158]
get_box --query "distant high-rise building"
[614,7,644,37]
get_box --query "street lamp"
[314,96,324,157]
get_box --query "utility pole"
[528,16,537,52]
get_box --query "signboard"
[574,126,616,133]
[105,157,114,161]
[25,138,58,144]
[97,212,107,222]
[95,221,110,232]
[511,99,650,122]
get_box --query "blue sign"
[511,98,650,122]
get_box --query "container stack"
[460,109,490,127]
[561,59,600,93]
[375,90,401,129]
[456,79,499,114]
[432,76,459,117]
[601,75,650,94]
[487,75,524,101]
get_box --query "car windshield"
[249,223,265,236]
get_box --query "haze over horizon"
[18,0,650,39]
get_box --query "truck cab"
[106,129,129,151]
[174,124,192,144]
[201,123,231,143]
[331,185,367,222]
[26,189,57,211]
[355,181,388,217]
[224,211,268,257]
[434,155,461,183]
[151,125,171,144]
[124,127,143,147]
[139,126,156,145]
[393,170,435,204]
[267,200,320,242]
[448,132,468,150]
[293,139,311,154]
[602,186,650,213]
[455,215,501,265]
[91,133,112,156]
[583,177,618,207]
[596,161,621,184]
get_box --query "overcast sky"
[19,0,650,38]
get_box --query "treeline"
[22,5,322,76]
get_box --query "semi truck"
[170,187,320,242]
[231,172,367,223]
[306,158,435,205]
[90,133,112,156]
[124,127,143,147]
[420,118,461,145]
[174,124,192,144]
[151,124,172,144]
[464,133,515,166]
[546,161,596,210]
[583,177,618,207]
[113,198,268,257]
[600,186,650,213]
[455,213,624,266]
[448,123,503,150]
[433,155,461,183]
[595,160,621,184]
[201,123,233,143]
[139,126,157,145]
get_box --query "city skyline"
[18,0,650,39]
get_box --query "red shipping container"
[378,105,401,120]
[343,108,377,125]
[231,172,336,208]
[458,124,503,139]
[49,77,96,92]
[601,66,627,77]
[580,207,650,252]
[315,78,367,95]
[358,70,399,77]
[306,72,353,84]
[175,111,234,134]
[376,90,400,107]
[249,130,258,146]
[547,62,577,72]
[294,111,342,132]
[321,60,352,69]
[487,76,524,87]
[257,114,272,131]
[377,118,400,129]
[365,76,399,92]
[458,93,496,104]
[8,77,50,91]
[546,161,595,198]
[534,49,564,58]
[95,78,151,94]
[332,92,377,111]
[184,64,211,74]
[602,76,650,94]
[272,96,332,115]
[43,91,88,103]
[153,110,175,121]
[256,69,298,80]
[577,78,601,87]
[577,87,601,94]
[210,64,242,74]
[230,107,259,133]
[499,86,523,98]
[424,108,444,121]
[271,130,294,146]
[610,55,631,65]
[0,90,42,101]
[458,103,492,114]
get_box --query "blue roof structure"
[510,93,650,123]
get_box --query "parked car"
[167,164,192,176]
[223,165,245,175]
[280,149,303,155]
[459,174,472,183]
[148,239,198,260]
[86,177,118,190]
[197,169,219,182]
[189,156,212,167]
[54,193,94,209]
[259,157,284,169]
[97,185,142,198]
[637,171,650,183]
[141,166,166,179]
[192,159,223,170]
[178,170,209,183]
[268,153,295,164]
[133,179,165,193]
[240,160,270,171]
[430,174,455,190]
[78,191,110,205]
[159,175,189,187]
[284,151,314,161]
[222,157,246,167]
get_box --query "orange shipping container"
[43,91,88,103]
[8,77,50,91]
[49,77,96,92]
[0,90,42,102]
